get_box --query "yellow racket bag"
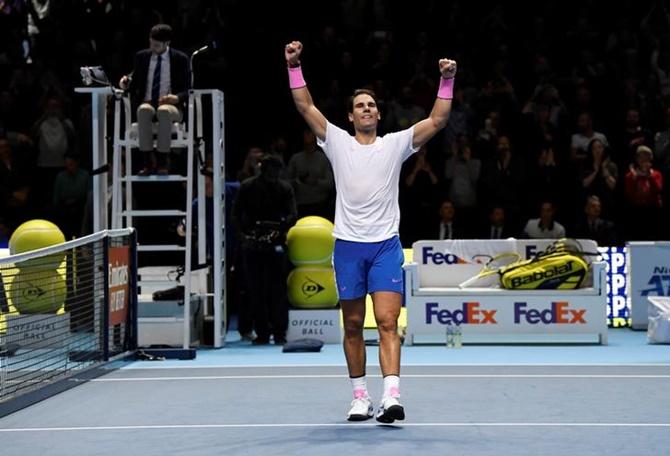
[499,251,589,290]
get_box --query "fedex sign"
[421,246,463,265]
[425,302,497,325]
[514,302,587,324]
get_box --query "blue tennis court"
[1,329,668,456]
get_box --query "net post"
[129,229,138,350]
[102,236,110,361]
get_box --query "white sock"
[350,376,368,399]
[383,375,400,398]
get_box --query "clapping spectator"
[581,138,618,217]
[32,96,76,208]
[571,111,608,164]
[444,135,480,231]
[400,146,441,244]
[624,145,663,240]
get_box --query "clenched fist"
[285,41,303,67]
[439,59,457,79]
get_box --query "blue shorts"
[333,236,404,300]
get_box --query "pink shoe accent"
[353,389,367,399]
[389,387,400,398]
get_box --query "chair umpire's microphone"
[190,45,209,87]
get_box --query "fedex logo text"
[514,302,587,324]
[425,302,497,325]
[422,247,461,265]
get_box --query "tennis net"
[0,228,137,416]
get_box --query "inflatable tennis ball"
[9,268,66,314]
[9,219,66,270]
[287,266,338,308]
[286,216,335,266]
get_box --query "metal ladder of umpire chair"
[110,92,196,349]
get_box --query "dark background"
[2,0,670,245]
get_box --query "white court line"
[93,374,670,381]
[121,363,670,370]
[1,422,669,432]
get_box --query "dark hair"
[150,24,173,42]
[347,89,378,113]
[586,137,608,160]
[259,154,283,173]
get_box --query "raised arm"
[412,59,457,149]
[285,41,327,141]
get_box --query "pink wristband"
[288,66,307,89]
[437,77,454,99]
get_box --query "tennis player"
[285,40,456,423]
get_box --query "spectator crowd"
[2,0,670,248]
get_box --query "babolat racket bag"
[499,240,591,290]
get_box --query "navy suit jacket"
[129,48,190,112]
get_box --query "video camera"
[79,66,111,87]
[243,220,288,252]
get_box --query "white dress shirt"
[144,48,172,102]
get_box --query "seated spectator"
[435,199,465,240]
[522,201,566,239]
[287,130,334,220]
[480,205,515,239]
[573,195,617,246]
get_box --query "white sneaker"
[347,396,374,421]
[376,395,405,423]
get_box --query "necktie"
[151,54,162,107]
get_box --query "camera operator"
[232,154,297,345]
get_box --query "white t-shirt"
[523,218,566,239]
[317,121,418,242]
[571,131,608,156]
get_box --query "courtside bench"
[403,239,608,345]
